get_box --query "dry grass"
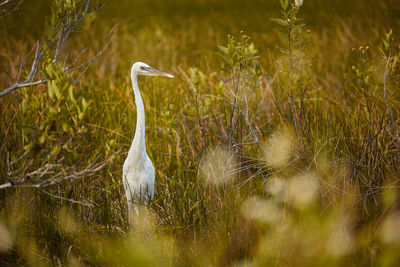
[1,0,400,265]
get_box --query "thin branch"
[39,161,107,188]
[0,41,44,98]
[74,63,90,84]
[54,1,92,62]
[69,47,88,68]
[0,182,12,190]
[0,79,46,97]
[1,1,108,98]
[0,155,116,190]
[0,0,13,8]
[227,100,263,150]
[40,189,93,207]
[66,37,113,74]
[53,22,67,62]
[72,0,90,27]
[0,0,23,19]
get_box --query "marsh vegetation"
[1,0,400,265]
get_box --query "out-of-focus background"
[1,0,400,265]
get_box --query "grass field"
[1,0,400,265]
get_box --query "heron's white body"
[123,62,173,215]
[123,147,155,207]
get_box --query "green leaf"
[45,64,54,79]
[24,143,40,151]
[38,134,46,144]
[22,99,29,113]
[24,143,34,151]
[62,122,70,132]
[53,81,61,99]
[279,0,288,10]
[82,97,89,110]
[50,145,61,157]
[291,23,306,35]
[48,80,55,99]
[278,47,289,55]
[270,18,289,27]
[68,84,77,104]
[218,45,228,55]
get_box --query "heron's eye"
[140,66,146,70]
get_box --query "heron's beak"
[144,67,174,78]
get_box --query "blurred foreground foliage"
[1,0,400,266]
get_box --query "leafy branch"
[218,33,263,149]
[271,0,307,138]
[0,0,110,98]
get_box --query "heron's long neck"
[131,74,146,154]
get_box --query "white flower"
[295,0,303,7]
[263,130,293,168]
[201,146,237,185]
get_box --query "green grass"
[1,0,400,265]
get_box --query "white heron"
[123,62,174,216]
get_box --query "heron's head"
[131,62,174,78]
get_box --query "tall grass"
[1,0,400,265]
